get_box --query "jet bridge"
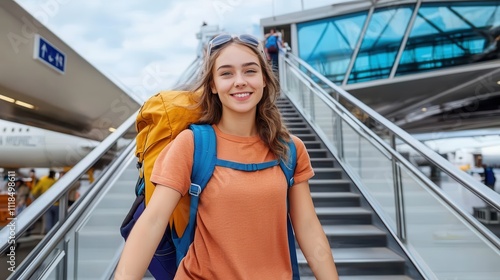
[0,1,140,141]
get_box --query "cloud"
[14,0,288,100]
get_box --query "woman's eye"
[246,69,257,74]
[220,72,232,76]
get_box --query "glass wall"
[397,1,500,76]
[295,1,500,85]
[297,12,367,84]
[348,5,414,83]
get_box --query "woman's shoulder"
[289,134,310,158]
[167,129,194,151]
[178,128,194,138]
[289,134,306,147]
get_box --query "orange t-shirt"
[151,125,314,279]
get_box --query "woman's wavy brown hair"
[189,36,291,161]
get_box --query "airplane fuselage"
[0,120,99,168]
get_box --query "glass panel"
[298,12,367,84]
[342,122,362,172]
[311,93,339,155]
[358,137,397,229]
[342,123,397,231]
[397,1,500,76]
[349,5,414,83]
[396,139,500,238]
[299,81,313,116]
[285,66,299,106]
[400,163,500,279]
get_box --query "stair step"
[309,179,351,192]
[285,123,308,129]
[283,117,307,123]
[288,128,313,135]
[99,193,135,210]
[316,207,372,225]
[82,209,128,228]
[303,140,322,149]
[297,247,406,276]
[282,112,301,117]
[307,148,331,158]
[294,133,317,141]
[312,168,343,180]
[322,225,387,248]
[311,192,360,207]
[310,158,336,168]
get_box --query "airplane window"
[27,128,30,132]
[19,128,22,132]
[11,128,14,132]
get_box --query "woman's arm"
[289,181,339,280]
[114,185,181,280]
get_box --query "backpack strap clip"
[189,183,202,196]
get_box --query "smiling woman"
[115,33,339,280]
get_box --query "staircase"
[277,97,418,280]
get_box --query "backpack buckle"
[137,161,144,177]
[189,183,201,196]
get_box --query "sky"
[14,0,347,102]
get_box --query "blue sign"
[34,34,66,74]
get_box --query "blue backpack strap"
[279,139,297,189]
[172,124,217,265]
[279,138,300,279]
[216,159,279,171]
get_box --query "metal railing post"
[391,134,406,241]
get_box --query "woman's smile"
[231,92,252,101]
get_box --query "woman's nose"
[234,73,247,87]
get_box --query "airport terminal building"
[262,0,500,133]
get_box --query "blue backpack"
[120,124,300,279]
[265,35,279,53]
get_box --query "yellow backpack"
[134,90,201,234]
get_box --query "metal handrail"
[9,140,136,279]
[173,58,203,89]
[284,66,432,277]
[0,112,138,254]
[283,51,500,212]
[281,52,500,279]
[283,58,500,251]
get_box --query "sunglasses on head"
[206,33,261,56]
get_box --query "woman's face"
[211,43,265,118]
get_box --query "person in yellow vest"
[25,168,38,191]
[32,170,57,234]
